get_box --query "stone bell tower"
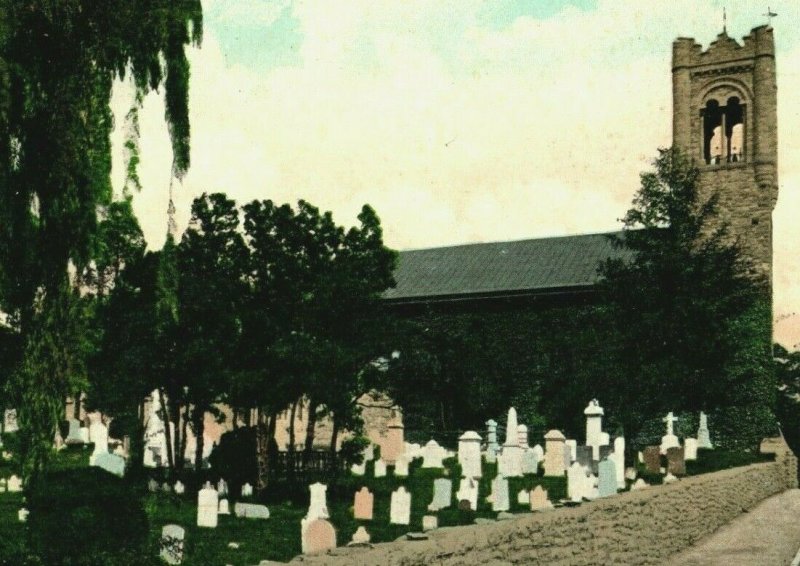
[672,25,778,282]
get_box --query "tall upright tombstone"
[307,482,329,520]
[567,462,589,502]
[88,418,109,466]
[697,412,713,449]
[660,412,680,454]
[498,408,523,477]
[421,440,446,468]
[382,412,404,464]
[456,477,478,511]
[684,438,698,461]
[65,418,84,445]
[543,430,567,476]
[485,419,499,463]
[353,487,373,520]
[428,478,452,511]
[612,436,626,489]
[490,475,510,512]
[458,431,482,478]
[394,455,410,477]
[197,482,218,528]
[584,399,604,460]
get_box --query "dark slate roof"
[383,231,632,302]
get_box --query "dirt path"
[665,489,800,566]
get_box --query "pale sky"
[110,0,800,348]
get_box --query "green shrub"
[27,468,150,565]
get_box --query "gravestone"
[233,502,270,519]
[160,524,185,565]
[307,482,329,520]
[148,478,159,492]
[697,412,713,449]
[666,446,686,476]
[664,472,679,484]
[567,462,589,502]
[631,479,649,490]
[684,438,698,461]
[517,424,529,448]
[598,445,612,462]
[218,499,230,515]
[302,519,336,554]
[422,515,438,531]
[456,477,478,511]
[529,485,552,510]
[241,483,253,497]
[92,452,126,477]
[216,479,228,497]
[65,418,84,445]
[17,508,28,522]
[490,475,510,512]
[421,440,446,468]
[174,481,185,495]
[88,419,109,466]
[394,455,410,477]
[351,462,366,476]
[162,482,172,493]
[485,419,499,463]
[543,430,566,476]
[612,436,626,488]
[351,526,370,544]
[660,412,680,454]
[390,486,411,525]
[532,444,544,461]
[643,446,661,474]
[565,439,577,463]
[143,390,168,468]
[498,408,523,477]
[625,467,638,481]
[382,413,405,464]
[7,475,22,493]
[458,431,482,478]
[521,449,539,474]
[584,399,604,460]
[597,458,617,498]
[3,409,18,433]
[373,459,387,478]
[197,482,218,528]
[428,478,452,511]
[353,487,374,520]
[517,489,529,505]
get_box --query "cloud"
[111,0,800,344]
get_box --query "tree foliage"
[0,1,202,478]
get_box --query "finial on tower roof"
[723,7,727,35]
[763,6,778,28]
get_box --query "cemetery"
[0,399,791,565]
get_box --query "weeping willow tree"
[0,1,202,481]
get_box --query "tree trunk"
[329,415,340,473]
[179,403,190,469]
[73,392,81,420]
[193,408,205,472]
[232,407,239,430]
[303,398,318,457]
[158,388,174,469]
[288,399,298,454]
[255,410,275,493]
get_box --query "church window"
[702,96,745,164]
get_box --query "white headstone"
[390,486,411,525]
[216,478,228,496]
[3,409,18,433]
[664,472,679,484]
[422,515,438,531]
[363,444,375,461]
[660,412,680,454]
[625,467,638,481]
[697,412,713,449]
[218,498,230,515]
[373,459,387,478]
[521,449,540,474]
[567,462,589,502]
[684,437,698,461]
[17,508,28,523]
[351,461,366,476]
[631,478,649,491]
[517,489,530,505]
[88,419,109,464]
[485,419,499,463]
[428,478,452,511]
[160,524,185,565]
[490,475,510,512]
[7,475,22,493]
[458,431,482,478]
[65,418,83,444]
[421,440,446,468]
[233,502,270,519]
[351,526,371,544]
[197,482,218,528]
[584,399,604,460]
[612,436,626,488]
[498,411,523,478]
[241,482,253,497]
[174,481,185,495]
[307,482,329,520]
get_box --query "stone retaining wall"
[294,439,797,566]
